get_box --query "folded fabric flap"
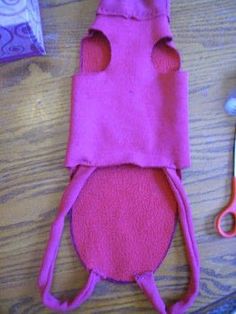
[97,0,170,20]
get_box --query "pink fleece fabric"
[65,14,190,169]
[71,166,177,282]
[97,0,170,20]
[38,1,200,313]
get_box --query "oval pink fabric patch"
[71,165,177,282]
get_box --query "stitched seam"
[97,7,168,20]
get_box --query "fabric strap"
[166,168,199,314]
[135,168,200,314]
[37,166,99,312]
[136,272,167,314]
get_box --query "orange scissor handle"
[215,177,236,238]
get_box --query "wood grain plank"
[0,0,236,313]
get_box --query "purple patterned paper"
[0,0,46,62]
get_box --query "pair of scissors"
[215,127,236,238]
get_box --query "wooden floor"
[0,0,236,313]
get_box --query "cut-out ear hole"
[151,38,180,73]
[80,30,111,73]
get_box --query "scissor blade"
[234,126,236,177]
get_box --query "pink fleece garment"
[66,15,190,169]
[38,1,200,313]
